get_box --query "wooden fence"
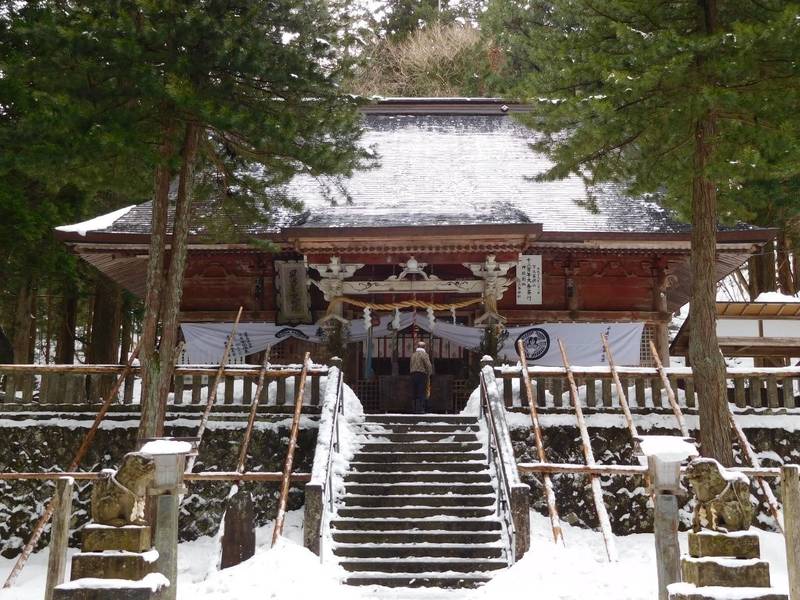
[495,366,800,410]
[0,364,328,407]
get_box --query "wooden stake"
[3,342,141,589]
[558,339,618,562]
[782,464,800,600]
[516,340,564,545]
[43,477,73,600]
[236,348,271,475]
[272,352,311,546]
[601,334,639,440]
[185,307,243,474]
[730,412,784,533]
[648,340,690,437]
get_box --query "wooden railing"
[479,362,530,561]
[304,358,345,556]
[495,366,800,410]
[0,363,329,407]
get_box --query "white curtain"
[499,322,644,366]
[182,318,644,366]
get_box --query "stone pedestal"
[82,525,152,553]
[668,531,788,600]
[71,550,158,581]
[63,523,164,599]
[53,573,168,600]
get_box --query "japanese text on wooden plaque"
[516,254,542,305]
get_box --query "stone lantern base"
[668,531,787,600]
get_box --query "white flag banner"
[182,318,644,367]
[499,322,644,366]
[181,322,323,363]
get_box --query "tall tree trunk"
[12,279,35,364]
[87,275,123,401]
[689,115,733,467]
[777,230,795,295]
[759,240,777,294]
[119,295,133,364]
[139,123,200,438]
[138,127,177,440]
[55,290,78,364]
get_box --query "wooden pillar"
[220,488,255,569]
[653,264,672,366]
[44,477,73,600]
[649,455,682,600]
[783,465,800,600]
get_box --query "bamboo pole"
[0,365,321,377]
[185,308,243,474]
[3,341,141,589]
[517,462,782,478]
[558,339,618,562]
[0,471,312,482]
[236,348,272,475]
[272,352,311,546]
[600,334,639,440]
[648,340,690,437]
[516,340,563,545]
[729,411,784,533]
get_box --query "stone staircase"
[331,414,509,589]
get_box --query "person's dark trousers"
[411,371,428,413]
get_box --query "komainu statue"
[91,452,156,526]
[685,457,753,533]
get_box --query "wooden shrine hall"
[55,98,775,412]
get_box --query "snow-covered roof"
[55,100,764,239]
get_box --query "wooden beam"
[558,340,618,562]
[517,462,782,478]
[516,340,563,545]
[502,309,670,324]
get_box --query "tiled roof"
[65,104,757,237]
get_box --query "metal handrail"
[479,373,516,563]
[318,366,345,559]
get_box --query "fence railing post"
[782,464,800,600]
[44,477,73,600]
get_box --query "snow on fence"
[0,364,329,407]
[495,365,800,411]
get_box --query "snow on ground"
[3,511,789,600]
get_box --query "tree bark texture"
[777,230,795,295]
[12,279,35,363]
[689,116,733,467]
[139,123,201,438]
[87,275,122,402]
[138,128,177,440]
[55,291,77,364]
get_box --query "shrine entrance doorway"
[352,325,477,414]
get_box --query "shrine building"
[55,98,774,412]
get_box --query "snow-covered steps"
[344,471,492,483]
[331,414,510,590]
[343,573,494,589]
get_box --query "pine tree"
[484,0,800,465]
[3,1,368,436]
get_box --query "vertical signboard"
[516,254,543,305]
[275,260,312,324]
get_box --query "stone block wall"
[509,410,800,535]
[0,411,318,558]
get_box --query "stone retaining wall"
[508,409,800,535]
[0,409,318,558]
[2,407,798,557]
